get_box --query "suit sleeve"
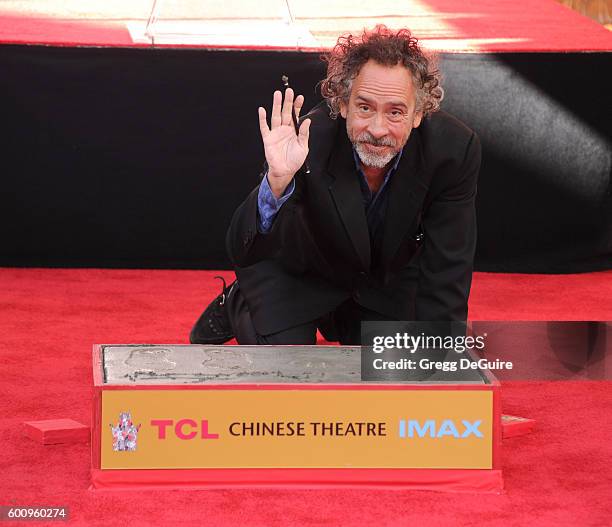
[226,171,299,268]
[415,132,481,321]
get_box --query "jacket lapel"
[381,129,430,267]
[327,125,371,271]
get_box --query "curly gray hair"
[320,25,444,118]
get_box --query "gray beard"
[353,142,398,168]
[350,130,400,169]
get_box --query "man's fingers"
[294,94,304,120]
[264,89,305,139]
[297,118,311,149]
[258,107,269,139]
[281,88,294,127]
[271,90,282,129]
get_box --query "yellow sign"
[101,389,493,469]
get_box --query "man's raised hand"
[258,88,311,199]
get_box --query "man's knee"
[258,323,318,345]
[227,281,317,345]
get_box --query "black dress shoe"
[190,276,235,344]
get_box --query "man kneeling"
[191,25,481,346]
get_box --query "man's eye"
[359,105,370,112]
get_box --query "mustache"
[354,132,397,148]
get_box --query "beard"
[350,131,401,169]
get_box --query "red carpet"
[0,0,610,50]
[1,268,611,526]
[469,271,612,321]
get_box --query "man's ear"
[412,111,423,128]
[339,100,348,119]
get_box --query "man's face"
[340,60,423,169]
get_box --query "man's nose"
[367,112,389,139]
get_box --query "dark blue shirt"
[353,148,403,246]
[257,147,403,242]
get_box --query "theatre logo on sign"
[150,419,220,440]
[110,411,141,451]
[399,419,483,439]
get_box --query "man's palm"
[258,88,311,198]
[262,124,308,178]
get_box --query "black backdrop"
[1,45,610,272]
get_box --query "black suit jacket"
[227,102,481,335]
